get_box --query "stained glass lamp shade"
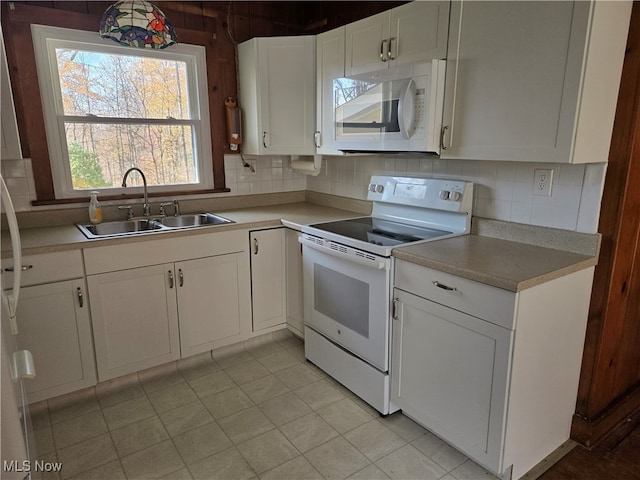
[99,0,178,49]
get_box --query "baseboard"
[519,440,578,480]
[571,384,640,449]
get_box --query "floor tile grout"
[33,331,498,480]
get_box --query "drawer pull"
[3,265,33,272]
[433,281,457,292]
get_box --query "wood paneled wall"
[572,2,640,449]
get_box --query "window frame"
[31,24,214,199]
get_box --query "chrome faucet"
[121,167,150,216]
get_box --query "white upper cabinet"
[345,1,450,76]
[238,36,316,156]
[441,1,632,163]
[316,26,345,155]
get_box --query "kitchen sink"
[77,219,166,238]
[159,213,233,228]
[76,213,234,239]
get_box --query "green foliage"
[68,142,110,189]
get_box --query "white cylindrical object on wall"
[290,155,322,176]
[12,350,36,380]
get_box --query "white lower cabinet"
[285,229,304,335]
[249,228,286,332]
[84,231,251,381]
[392,259,595,479]
[87,264,180,380]
[391,289,512,473]
[1,250,96,403]
[17,279,96,403]
[177,254,248,356]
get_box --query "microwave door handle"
[398,79,416,139]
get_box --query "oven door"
[300,235,391,372]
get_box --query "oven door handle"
[299,236,387,270]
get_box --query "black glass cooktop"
[310,217,452,247]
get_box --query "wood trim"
[572,385,640,449]
[573,2,640,447]
[30,188,232,206]
[1,2,227,202]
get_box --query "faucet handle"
[159,202,173,216]
[118,205,134,220]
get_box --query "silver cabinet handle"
[433,281,457,292]
[387,37,396,60]
[392,298,399,320]
[3,265,33,272]
[253,238,259,255]
[380,39,388,62]
[314,131,321,149]
[440,125,449,150]
[168,270,174,289]
[262,131,268,148]
[178,268,184,287]
[77,287,83,308]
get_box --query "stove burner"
[309,217,452,248]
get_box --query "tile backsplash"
[1,153,605,234]
[307,155,606,234]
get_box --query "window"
[31,25,213,198]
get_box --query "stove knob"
[439,190,450,200]
[376,184,384,193]
[449,191,461,201]
[369,183,377,192]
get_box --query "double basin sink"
[77,213,234,239]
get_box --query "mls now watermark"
[3,460,63,473]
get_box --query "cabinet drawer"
[2,250,84,287]
[394,260,515,329]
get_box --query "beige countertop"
[2,203,599,292]
[1,202,362,257]
[393,234,598,292]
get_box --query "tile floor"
[28,330,501,480]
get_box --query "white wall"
[307,155,607,234]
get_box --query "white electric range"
[300,176,474,414]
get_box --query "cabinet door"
[316,26,345,155]
[16,280,96,402]
[388,1,450,67]
[176,253,249,357]
[391,289,513,473]
[345,10,389,76]
[258,36,316,155]
[88,264,180,380]
[250,228,286,332]
[285,229,304,335]
[441,1,584,162]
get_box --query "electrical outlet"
[533,168,553,196]
[243,159,257,175]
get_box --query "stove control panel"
[367,176,474,214]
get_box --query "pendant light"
[99,0,178,49]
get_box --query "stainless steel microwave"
[333,60,445,154]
